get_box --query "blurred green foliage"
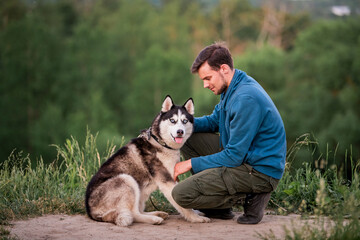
[0,0,359,172]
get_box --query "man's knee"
[171,182,196,209]
[171,184,182,205]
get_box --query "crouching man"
[172,42,286,224]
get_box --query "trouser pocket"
[222,164,277,194]
[221,165,253,194]
[220,167,237,195]
[250,167,277,193]
[193,168,229,196]
[269,177,279,191]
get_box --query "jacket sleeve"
[194,103,220,133]
[191,95,263,173]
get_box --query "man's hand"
[174,159,192,182]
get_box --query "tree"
[286,17,360,163]
[0,10,64,161]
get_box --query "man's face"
[198,62,228,95]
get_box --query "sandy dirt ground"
[8,212,304,240]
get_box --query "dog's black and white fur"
[85,95,210,226]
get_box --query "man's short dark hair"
[191,42,234,74]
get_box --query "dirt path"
[9,212,302,240]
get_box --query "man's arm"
[191,95,263,173]
[174,159,192,181]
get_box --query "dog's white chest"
[157,151,179,176]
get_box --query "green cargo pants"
[172,133,279,209]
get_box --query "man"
[172,42,286,224]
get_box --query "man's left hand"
[174,159,192,182]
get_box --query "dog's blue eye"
[170,119,176,124]
[182,119,188,124]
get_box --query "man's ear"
[161,95,174,112]
[183,98,194,115]
[220,64,230,74]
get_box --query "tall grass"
[261,170,360,240]
[0,130,121,224]
[261,134,360,240]
[270,134,360,216]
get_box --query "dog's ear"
[161,95,174,112]
[183,98,194,115]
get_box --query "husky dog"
[85,95,210,226]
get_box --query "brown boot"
[237,192,271,224]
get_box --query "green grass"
[270,134,360,216]
[0,226,10,239]
[261,134,360,240]
[1,131,359,239]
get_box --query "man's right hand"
[174,159,192,181]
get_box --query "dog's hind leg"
[99,209,117,222]
[88,174,136,226]
[132,211,164,225]
[142,211,169,220]
[100,209,133,227]
[121,175,164,225]
[114,209,133,226]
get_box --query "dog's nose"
[177,129,184,136]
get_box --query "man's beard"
[216,73,228,95]
[217,84,228,95]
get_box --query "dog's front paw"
[156,211,169,220]
[195,215,211,223]
[192,209,205,216]
[151,216,164,225]
[145,211,169,219]
[187,214,211,223]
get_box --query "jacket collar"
[221,69,244,106]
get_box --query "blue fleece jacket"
[191,69,286,179]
